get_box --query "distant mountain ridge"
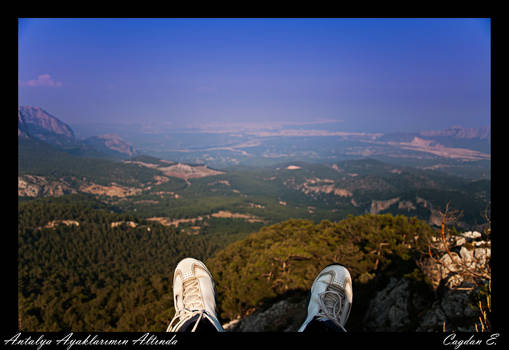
[18,106,490,178]
[420,126,490,139]
[18,106,136,159]
[18,106,75,145]
[83,134,137,158]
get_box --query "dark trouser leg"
[302,317,346,332]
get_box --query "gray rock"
[460,247,474,265]
[461,231,482,240]
[363,278,416,331]
[417,289,477,332]
[224,297,307,332]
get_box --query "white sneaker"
[298,263,353,332]
[167,258,224,332]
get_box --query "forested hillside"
[19,138,157,186]
[19,137,490,231]
[18,196,239,331]
[21,195,475,332]
[206,215,435,324]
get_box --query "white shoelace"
[167,277,206,332]
[316,289,346,331]
[167,309,205,332]
[181,278,204,310]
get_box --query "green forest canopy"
[19,195,437,331]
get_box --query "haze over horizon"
[18,18,490,134]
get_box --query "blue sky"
[18,18,491,133]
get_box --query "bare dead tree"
[421,202,490,291]
[370,242,389,270]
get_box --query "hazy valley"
[19,106,490,231]
[18,106,491,332]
